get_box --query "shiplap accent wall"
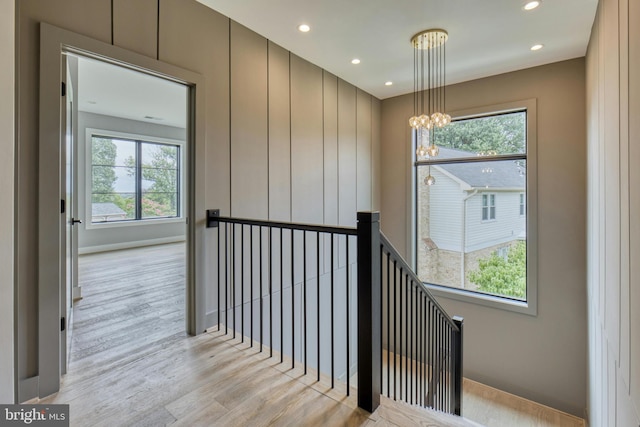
[0,0,15,404]
[586,0,640,425]
[15,0,380,402]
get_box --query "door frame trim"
[38,22,206,398]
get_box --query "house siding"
[465,191,525,252]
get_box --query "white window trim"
[412,98,538,316]
[85,127,186,230]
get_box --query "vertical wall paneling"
[290,54,324,224]
[629,0,640,415]
[159,0,231,217]
[0,0,14,404]
[112,0,157,58]
[268,42,291,221]
[159,0,231,322]
[230,21,268,219]
[618,0,631,392]
[323,72,339,226]
[587,0,640,423]
[603,0,621,359]
[356,89,372,212]
[337,79,357,227]
[371,98,381,211]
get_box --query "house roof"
[434,147,525,190]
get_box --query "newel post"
[357,211,382,413]
[452,316,464,416]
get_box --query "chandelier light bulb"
[426,144,439,158]
[416,145,428,158]
[409,116,420,129]
[424,174,436,186]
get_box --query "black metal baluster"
[260,226,263,352]
[303,231,307,375]
[269,227,273,358]
[233,224,237,338]
[386,252,390,398]
[241,224,244,343]
[399,269,403,401]
[410,280,413,405]
[379,246,383,396]
[330,233,335,389]
[393,260,397,400]
[250,225,254,347]
[317,231,320,382]
[291,229,295,370]
[225,224,228,335]
[280,228,284,363]
[217,222,221,332]
[405,274,408,402]
[346,235,350,396]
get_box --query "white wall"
[428,169,462,251]
[77,112,186,253]
[0,0,15,404]
[586,0,640,425]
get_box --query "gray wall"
[0,0,15,404]
[77,112,186,252]
[380,59,587,416]
[586,0,640,425]
[14,0,380,401]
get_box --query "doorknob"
[70,218,82,225]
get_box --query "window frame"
[412,99,538,316]
[85,128,186,230]
[482,193,497,221]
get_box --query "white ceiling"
[76,55,188,128]
[198,0,598,100]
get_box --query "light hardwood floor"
[40,243,584,427]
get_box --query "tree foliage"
[434,112,526,155]
[91,137,117,198]
[468,241,526,299]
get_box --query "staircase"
[207,210,464,417]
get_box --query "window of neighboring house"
[415,102,536,314]
[482,194,496,221]
[89,133,182,224]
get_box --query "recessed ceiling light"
[523,1,541,10]
[385,81,393,86]
[530,44,544,51]
[351,58,361,65]
[297,24,310,33]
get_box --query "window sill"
[85,216,186,230]
[425,283,537,316]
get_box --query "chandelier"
[410,29,451,183]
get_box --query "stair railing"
[207,210,463,416]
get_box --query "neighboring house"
[418,147,525,290]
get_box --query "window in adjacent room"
[90,133,182,224]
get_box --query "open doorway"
[38,23,207,397]
[65,54,189,369]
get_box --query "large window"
[415,108,530,306]
[90,133,182,224]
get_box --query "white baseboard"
[78,236,185,255]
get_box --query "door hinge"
[61,82,66,97]
[61,199,65,214]
[61,317,66,332]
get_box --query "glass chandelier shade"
[410,29,450,161]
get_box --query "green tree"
[91,137,117,202]
[125,144,179,217]
[468,241,526,299]
[434,113,526,155]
